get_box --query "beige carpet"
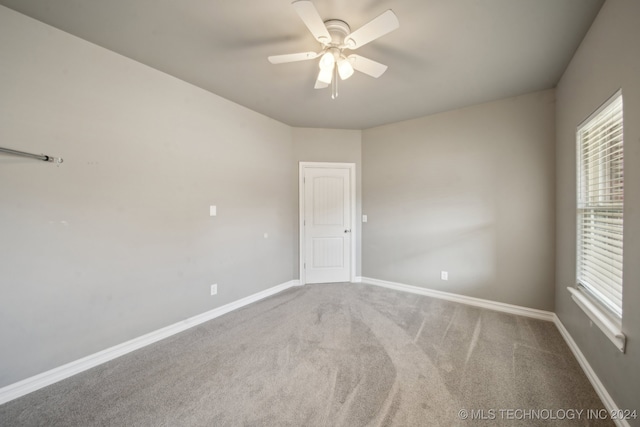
[0,283,612,426]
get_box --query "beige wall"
[0,6,295,386]
[362,90,556,310]
[292,128,362,277]
[555,0,640,413]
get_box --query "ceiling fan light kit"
[337,58,354,80]
[268,0,399,99]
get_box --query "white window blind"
[576,91,624,318]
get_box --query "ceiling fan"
[268,0,399,99]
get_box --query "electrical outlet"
[440,271,448,281]
[210,284,217,296]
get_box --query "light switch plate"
[209,205,217,216]
[362,215,368,223]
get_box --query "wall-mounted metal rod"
[0,146,63,164]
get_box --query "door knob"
[344,229,351,233]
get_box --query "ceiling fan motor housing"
[324,19,351,47]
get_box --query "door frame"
[299,162,356,285]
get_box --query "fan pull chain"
[331,66,338,99]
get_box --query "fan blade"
[344,10,399,49]
[292,0,331,44]
[268,51,319,64]
[348,54,388,78]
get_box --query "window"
[570,90,625,352]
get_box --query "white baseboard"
[553,315,630,427]
[359,276,555,321]
[0,279,301,405]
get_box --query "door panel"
[303,167,351,284]
[312,177,344,225]
[312,238,344,268]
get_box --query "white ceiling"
[1,0,604,129]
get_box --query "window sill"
[567,287,626,353]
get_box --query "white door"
[301,164,353,284]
